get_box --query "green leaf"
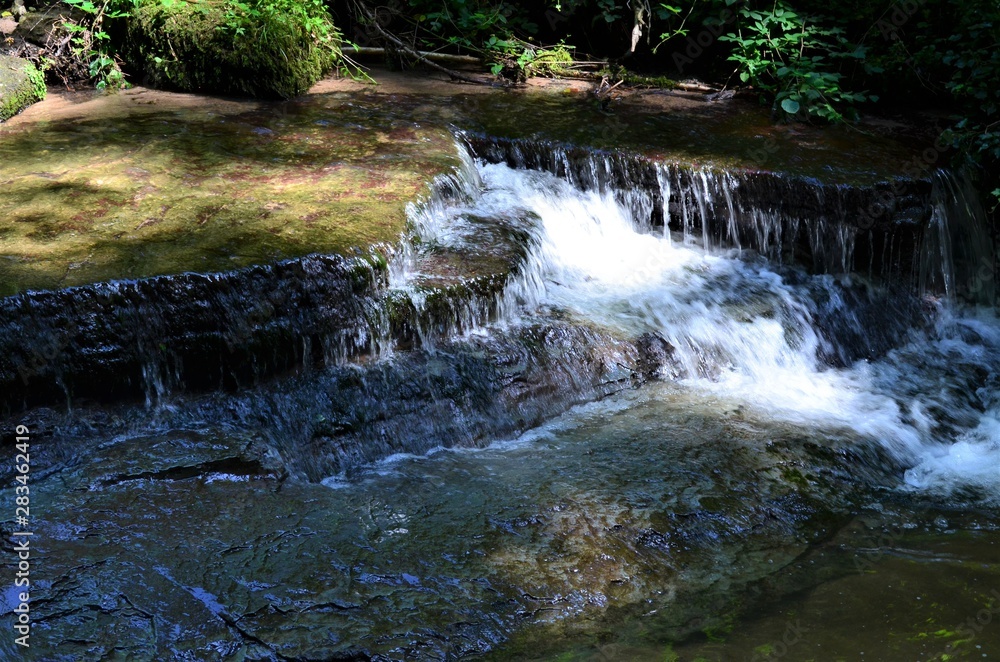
[780,98,800,114]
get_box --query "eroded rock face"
[0,54,43,121]
[0,252,390,412]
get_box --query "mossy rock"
[124,0,337,99]
[0,96,460,296]
[0,54,45,121]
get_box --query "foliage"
[652,1,699,55]
[55,0,350,95]
[60,0,130,90]
[406,0,532,53]
[939,15,1000,162]
[485,37,573,79]
[910,0,1000,206]
[219,0,339,49]
[399,0,583,81]
[718,2,876,122]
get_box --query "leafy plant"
[652,1,697,54]
[219,0,339,53]
[909,0,1000,213]
[61,0,131,90]
[719,2,877,122]
[407,0,527,53]
[485,36,573,79]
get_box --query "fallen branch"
[353,3,497,86]
[675,81,721,93]
[350,46,481,68]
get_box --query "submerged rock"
[8,377,929,660]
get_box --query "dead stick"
[356,4,497,86]
[350,46,481,67]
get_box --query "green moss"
[124,0,337,99]
[0,55,46,122]
[0,101,459,296]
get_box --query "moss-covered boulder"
[0,54,45,121]
[124,0,338,99]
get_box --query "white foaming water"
[403,149,1000,503]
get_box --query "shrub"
[718,2,877,122]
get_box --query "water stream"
[4,132,1000,660]
[401,142,1000,507]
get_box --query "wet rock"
[636,332,678,379]
[0,252,390,413]
[7,382,883,660]
[0,102,458,296]
[6,2,84,47]
[301,322,653,479]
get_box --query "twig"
[353,2,497,86]
[350,46,481,67]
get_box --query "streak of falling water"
[402,142,1000,504]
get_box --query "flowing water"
[5,131,1000,659]
[401,142,1000,508]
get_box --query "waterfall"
[405,140,1000,503]
[464,134,934,278]
[919,169,996,305]
[3,136,996,503]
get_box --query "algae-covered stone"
[124,0,338,99]
[0,93,460,295]
[0,53,45,121]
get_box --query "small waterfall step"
[465,133,936,279]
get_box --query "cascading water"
[920,169,997,306]
[17,79,1000,661]
[403,140,1000,504]
[15,131,1000,660]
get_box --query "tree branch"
[353,1,499,86]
